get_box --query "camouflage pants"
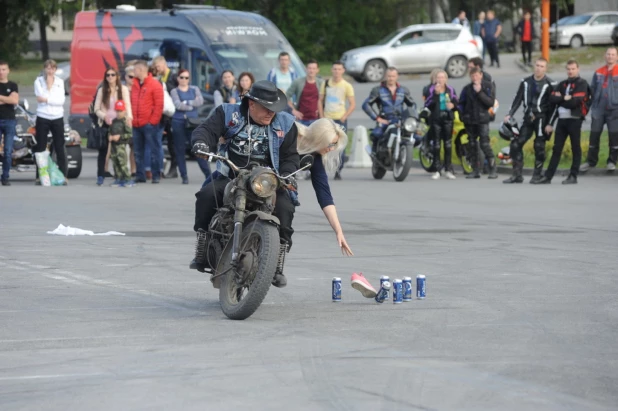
[111,142,130,181]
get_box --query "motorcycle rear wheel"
[219,221,279,320]
[455,133,474,175]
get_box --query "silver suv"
[341,24,482,82]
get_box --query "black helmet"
[499,117,520,141]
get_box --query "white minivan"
[341,24,483,82]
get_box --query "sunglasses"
[178,76,189,79]
[106,73,117,77]
[327,141,338,149]
[126,74,134,79]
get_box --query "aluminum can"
[374,281,391,303]
[416,275,426,299]
[393,279,403,304]
[380,275,390,300]
[403,277,413,301]
[332,277,342,302]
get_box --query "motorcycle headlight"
[250,171,278,198]
[403,118,417,133]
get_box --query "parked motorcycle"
[368,110,418,182]
[0,100,83,179]
[418,110,474,175]
[195,149,314,320]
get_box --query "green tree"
[0,0,40,66]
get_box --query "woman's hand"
[336,232,354,256]
[36,96,47,103]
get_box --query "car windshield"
[552,16,574,27]
[190,15,305,81]
[376,28,405,45]
[564,15,592,25]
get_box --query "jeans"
[0,119,16,181]
[171,119,189,178]
[34,117,67,178]
[333,119,347,172]
[545,118,583,179]
[133,123,161,181]
[143,124,164,172]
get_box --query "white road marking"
[0,373,108,381]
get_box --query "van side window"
[192,49,216,93]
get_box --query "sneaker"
[503,176,523,184]
[607,162,616,171]
[562,175,577,185]
[444,171,456,180]
[145,170,153,180]
[110,179,121,187]
[531,176,551,184]
[334,171,342,180]
[350,272,377,298]
[104,171,114,178]
[182,176,189,184]
[96,176,104,186]
[1,179,10,186]
[431,172,440,180]
[579,162,591,172]
[125,180,136,187]
[152,179,160,184]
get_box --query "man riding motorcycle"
[362,67,416,154]
[190,81,300,288]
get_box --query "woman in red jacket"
[516,11,536,67]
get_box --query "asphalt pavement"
[0,151,617,410]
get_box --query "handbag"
[163,89,176,117]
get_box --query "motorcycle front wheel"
[219,220,279,320]
[393,144,413,182]
[419,139,436,172]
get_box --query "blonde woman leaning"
[296,119,377,297]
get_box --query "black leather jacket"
[507,75,555,118]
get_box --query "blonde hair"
[429,68,441,84]
[43,59,57,69]
[296,119,348,174]
[152,55,167,65]
[434,69,448,82]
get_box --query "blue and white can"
[374,281,391,304]
[403,277,413,301]
[380,276,390,300]
[416,275,426,299]
[393,279,403,304]
[332,277,342,302]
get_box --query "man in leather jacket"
[190,81,300,288]
[535,59,590,184]
[362,67,416,153]
[503,58,556,183]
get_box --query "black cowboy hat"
[243,80,288,113]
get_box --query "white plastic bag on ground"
[47,224,126,236]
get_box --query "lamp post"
[541,0,550,61]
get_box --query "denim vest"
[214,104,300,205]
[379,84,409,120]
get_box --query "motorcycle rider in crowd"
[190,80,300,288]
[424,69,458,180]
[503,58,555,183]
[535,59,590,185]
[362,67,416,155]
[580,47,618,172]
[458,67,498,179]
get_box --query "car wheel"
[570,35,583,48]
[446,56,468,78]
[363,60,386,82]
[352,75,366,83]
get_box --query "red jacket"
[130,74,163,128]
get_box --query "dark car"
[612,23,618,45]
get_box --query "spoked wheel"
[419,137,436,172]
[371,161,387,179]
[219,221,279,320]
[393,144,413,182]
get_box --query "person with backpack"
[503,58,555,183]
[535,59,590,184]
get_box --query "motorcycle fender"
[245,211,280,227]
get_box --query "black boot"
[488,159,498,179]
[272,241,289,288]
[530,162,543,184]
[466,169,480,179]
[562,174,577,185]
[165,165,178,179]
[190,229,208,272]
[531,176,551,184]
[503,175,524,184]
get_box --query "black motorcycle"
[195,148,314,320]
[0,100,83,179]
[369,110,420,182]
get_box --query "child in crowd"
[108,100,134,187]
